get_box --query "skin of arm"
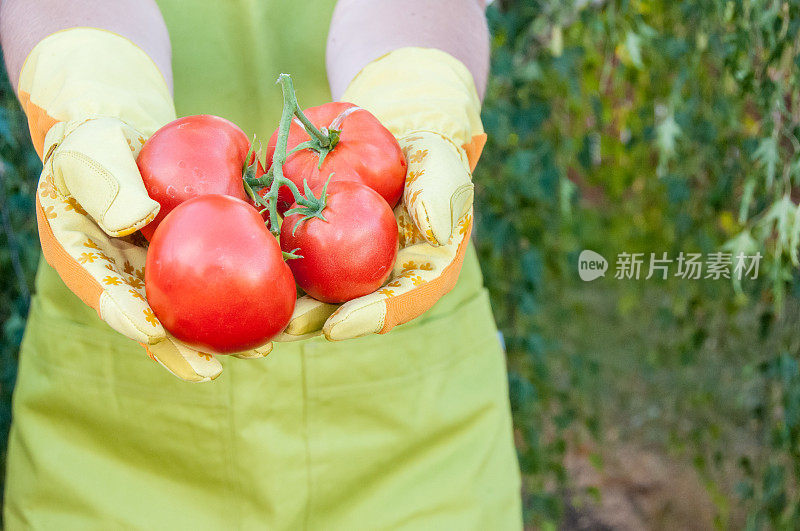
[0,0,172,92]
[326,0,490,101]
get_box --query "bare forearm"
[0,0,172,91]
[326,0,490,100]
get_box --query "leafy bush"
[476,0,800,527]
[0,59,40,491]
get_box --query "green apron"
[5,2,522,528]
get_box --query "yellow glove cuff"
[341,47,486,170]
[18,27,175,158]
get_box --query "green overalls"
[4,1,522,528]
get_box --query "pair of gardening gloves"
[20,28,485,382]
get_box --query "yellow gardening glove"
[276,47,485,341]
[21,28,271,382]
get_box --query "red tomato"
[145,195,296,353]
[137,115,265,240]
[280,181,398,303]
[265,102,406,215]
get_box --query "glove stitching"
[146,347,212,383]
[420,201,442,246]
[152,338,223,381]
[57,149,118,226]
[100,290,163,343]
[410,130,472,170]
[325,299,385,339]
[449,184,474,238]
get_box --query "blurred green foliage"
[0,59,40,492]
[476,0,800,527]
[2,0,800,528]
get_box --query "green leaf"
[656,112,681,159]
[752,137,779,188]
[625,31,644,69]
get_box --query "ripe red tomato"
[137,115,265,240]
[280,181,398,304]
[265,102,406,215]
[145,195,296,353]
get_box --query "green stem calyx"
[282,248,303,260]
[242,73,333,237]
[284,176,331,236]
[241,135,265,208]
[291,101,340,169]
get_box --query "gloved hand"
[276,48,486,341]
[21,28,271,382]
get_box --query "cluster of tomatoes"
[141,75,404,353]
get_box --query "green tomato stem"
[287,140,317,157]
[293,104,332,148]
[280,75,340,167]
[254,74,329,235]
[240,75,330,237]
[282,248,303,260]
